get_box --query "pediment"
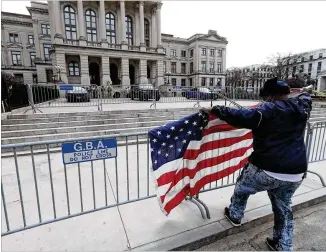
[201,34,227,43]
[7,43,23,49]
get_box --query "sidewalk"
[2,161,325,251]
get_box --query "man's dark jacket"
[210,94,312,174]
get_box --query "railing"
[108,44,121,50]
[146,47,157,53]
[128,45,140,51]
[87,41,101,47]
[1,121,325,236]
[1,65,36,70]
[63,39,79,46]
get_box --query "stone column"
[139,1,145,50]
[121,58,130,86]
[120,1,126,44]
[32,19,41,57]
[80,55,90,85]
[139,59,148,84]
[53,1,63,43]
[77,0,86,45]
[222,48,226,73]
[102,55,111,85]
[151,9,157,48]
[99,0,108,48]
[156,60,164,86]
[156,3,162,47]
[221,77,226,89]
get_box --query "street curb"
[132,187,326,251]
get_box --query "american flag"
[149,111,253,215]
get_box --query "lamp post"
[166,71,171,84]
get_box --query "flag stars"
[166,134,171,139]
[157,131,161,135]
[184,120,189,124]
[165,153,169,157]
[182,140,187,144]
[179,128,184,132]
[158,150,161,155]
[170,126,175,131]
[187,131,192,135]
[174,136,179,140]
[200,126,204,130]
[178,148,182,152]
[153,139,157,143]
[193,121,197,126]
[161,142,166,146]
[150,148,154,152]
[154,160,157,164]
[169,145,174,148]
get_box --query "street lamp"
[166,71,171,84]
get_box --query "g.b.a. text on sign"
[62,139,117,164]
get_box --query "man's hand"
[200,107,212,115]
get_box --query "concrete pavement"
[196,201,326,251]
[2,161,325,251]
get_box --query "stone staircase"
[1,107,325,154]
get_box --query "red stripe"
[162,158,248,214]
[159,145,253,202]
[203,123,237,136]
[183,131,253,160]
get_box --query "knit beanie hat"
[259,77,290,97]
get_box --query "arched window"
[68,61,80,76]
[105,12,116,44]
[125,16,133,45]
[144,18,150,47]
[64,6,77,40]
[85,9,97,42]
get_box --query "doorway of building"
[129,64,135,85]
[89,62,100,85]
[110,63,119,85]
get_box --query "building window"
[125,16,133,45]
[201,61,206,72]
[163,48,166,55]
[181,63,186,74]
[190,49,194,57]
[201,48,207,56]
[309,55,313,61]
[317,62,322,72]
[171,62,176,73]
[209,62,214,73]
[300,64,304,72]
[64,6,77,40]
[32,74,38,84]
[201,77,206,86]
[181,50,186,58]
[171,78,176,86]
[30,52,36,66]
[308,63,312,72]
[181,79,186,86]
[189,78,193,86]
[28,35,34,45]
[144,18,150,47]
[163,61,166,73]
[86,10,97,42]
[217,78,222,87]
[43,44,51,62]
[46,69,53,83]
[190,62,193,73]
[218,50,222,57]
[9,33,19,43]
[210,49,215,57]
[171,49,177,57]
[301,57,305,62]
[217,63,222,73]
[105,12,116,44]
[319,53,323,59]
[11,51,22,66]
[209,78,214,86]
[41,24,51,35]
[68,61,80,76]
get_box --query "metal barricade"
[2,122,326,236]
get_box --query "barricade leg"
[185,195,206,219]
[24,84,43,114]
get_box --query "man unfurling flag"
[148,110,253,215]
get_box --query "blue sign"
[60,85,74,91]
[62,139,117,164]
[247,88,254,93]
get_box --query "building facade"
[1,1,228,89]
[162,30,228,89]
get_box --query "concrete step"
[1,120,175,138]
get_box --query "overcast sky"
[2,1,326,68]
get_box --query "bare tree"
[226,68,244,87]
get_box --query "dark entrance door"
[110,63,119,85]
[129,64,135,85]
[89,62,100,86]
[147,66,150,79]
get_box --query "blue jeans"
[229,163,302,251]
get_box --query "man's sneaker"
[266,237,280,251]
[224,207,241,227]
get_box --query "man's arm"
[209,103,275,129]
